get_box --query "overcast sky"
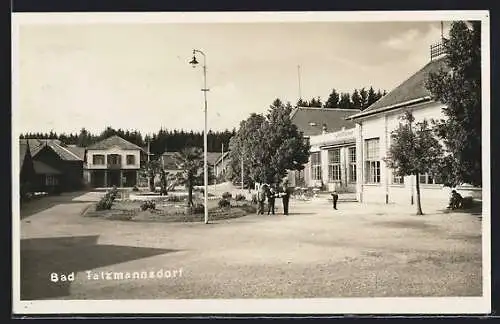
[15,17,451,136]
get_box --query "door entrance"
[108,170,121,187]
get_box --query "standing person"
[257,184,267,215]
[281,180,292,216]
[267,185,276,215]
[331,190,339,210]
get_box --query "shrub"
[218,198,231,208]
[96,196,113,211]
[193,203,205,214]
[235,193,246,201]
[166,195,184,202]
[107,187,119,201]
[140,200,156,211]
[132,185,139,192]
[222,192,232,199]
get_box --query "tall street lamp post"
[189,49,209,224]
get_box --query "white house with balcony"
[347,54,481,206]
[84,135,146,188]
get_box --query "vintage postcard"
[12,11,490,315]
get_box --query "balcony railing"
[107,163,122,169]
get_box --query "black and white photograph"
[12,11,490,315]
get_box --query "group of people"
[256,181,293,216]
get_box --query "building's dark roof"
[161,151,222,170]
[359,57,449,115]
[19,141,29,170]
[161,152,179,170]
[215,151,230,165]
[20,139,82,161]
[33,160,62,175]
[86,135,144,151]
[66,145,86,160]
[290,107,359,136]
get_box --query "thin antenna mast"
[297,65,302,101]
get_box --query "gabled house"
[84,135,146,188]
[20,139,83,192]
[346,54,459,205]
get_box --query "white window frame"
[328,148,341,182]
[364,138,380,184]
[348,146,356,183]
[310,152,322,181]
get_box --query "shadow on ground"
[372,220,443,234]
[20,235,180,300]
[20,191,98,219]
[439,201,483,218]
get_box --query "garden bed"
[83,197,257,223]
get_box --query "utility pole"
[297,65,302,101]
[189,49,209,224]
[241,155,244,190]
[147,140,151,190]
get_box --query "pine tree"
[351,89,362,109]
[324,88,340,108]
[366,86,378,109]
[359,87,369,110]
[339,93,352,109]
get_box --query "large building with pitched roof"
[84,135,147,187]
[346,55,467,205]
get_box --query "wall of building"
[290,127,357,192]
[34,146,84,191]
[86,147,141,170]
[355,101,451,206]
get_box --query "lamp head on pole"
[189,53,199,67]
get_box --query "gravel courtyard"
[19,192,483,300]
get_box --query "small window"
[107,154,121,165]
[392,172,404,184]
[93,154,105,165]
[45,175,58,186]
[419,173,441,184]
[126,155,135,165]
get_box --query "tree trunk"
[149,174,155,193]
[187,178,193,207]
[415,172,423,215]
